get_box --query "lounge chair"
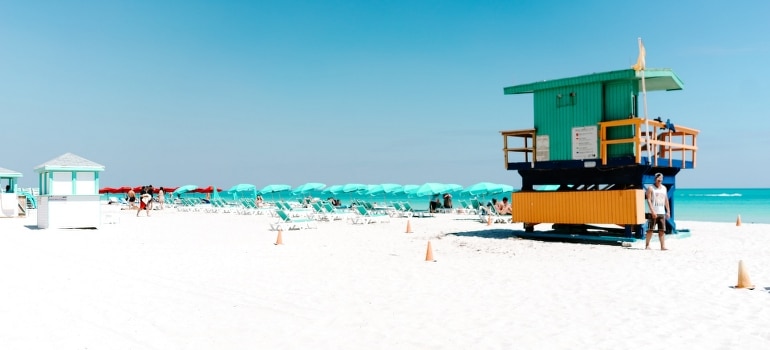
[389,202,413,218]
[271,209,318,230]
[402,202,432,218]
[235,199,256,215]
[310,202,332,221]
[352,205,390,224]
[457,200,477,215]
[322,202,350,221]
[479,205,509,224]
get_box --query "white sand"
[2,206,770,349]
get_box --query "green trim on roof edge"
[503,68,683,95]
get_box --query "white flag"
[632,39,646,71]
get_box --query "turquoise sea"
[102,188,770,224]
[671,188,770,224]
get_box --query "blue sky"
[1,0,768,189]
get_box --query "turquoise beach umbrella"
[342,183,367,193]
[228,183,257,192]
[464,182,513,197]
[366,183,403,202]
[366,183,403,196]
[226,184,257,200]
[443,183,464,193]
[292,182,326,195]
[323,185,346,195]
[415,182,447,197]
[260,184,291,194]
[260,184,292,201]
[173,185,198,196]
[402,184,420,195]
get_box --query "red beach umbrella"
[99,187,119,194]
[192,186,222,193]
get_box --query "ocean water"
[672,188,770,224]
[101,188,770,224]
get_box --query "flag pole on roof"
[632,37,651,164]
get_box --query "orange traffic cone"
[425,241,435,262]
[735,260,755,290]
[406,220,413,233]
[274,229,283,245]
[736,215,742,226]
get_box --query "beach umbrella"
[173,185,198,195]
[260,184,292,200]
[463,182,514,197]
[342,183,367,193]
[366,183,403,202]
[260,184,291,194]
[335,183,367,203]
[292,182,326,195]
[323,185,346,195]
[463,182,501,196]
[99,187,119,194]
[402,184,420,195]
[443,183,464,193]
[192,186,222,193]
[227,183,257,192]
[226,183,257,201]
[366,183,403,196]
[415,182,448,197]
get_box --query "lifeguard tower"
[501,68,698,242]
[0,167,23,217]
[34,152,105,229]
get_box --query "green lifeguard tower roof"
[503,68,684,95]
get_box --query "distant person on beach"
[137,186,152,217]
[443,193,453,209]
[147,185,154,210]
[497,197,511,215]
[127,188,137,209]
[645,173,670,250]
[158,187,165,210]
[430,194,440,213]
[256,195,264,208]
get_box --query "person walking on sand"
[158,187,165,210]
[146,185,154,211]
[127,187,137,209]
[137,186,152,217]
[645,173,670,250]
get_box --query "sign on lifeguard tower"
[572,125,597,160]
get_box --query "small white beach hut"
[0,166,23,217]
[34,153,105,229]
